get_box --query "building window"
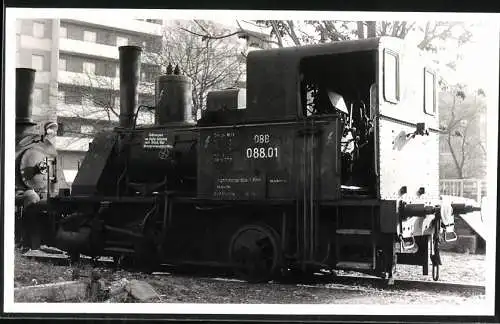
[66,93,82,105]
[424,68,436,115]
[59,58,67,71]
[116,36,128,47]
[82,95,93,107]
[33,22,45,38]
[58,90,65,102]
[80,125,95,134]
[31,54,44,71]
[60,26,67,38]
[83,61,96,75]
[33,88,43,105]
[103,62,114,77]
[383,49,399,103]
[83,30,97,43]
[57,123,64,136]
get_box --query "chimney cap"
[118,45,143,52]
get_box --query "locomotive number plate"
[245,133,279,159]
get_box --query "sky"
[452,23,497,92]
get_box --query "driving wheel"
[229,223,281,283]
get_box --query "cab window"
[383,49,399,103]
[424,68,436,115]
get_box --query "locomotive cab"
[298,49,378,195]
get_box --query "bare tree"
[59,69,155,142]
[145,20,246,116]
[439,85,487,179]
[72,73,119,121]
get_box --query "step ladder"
[335,227,377,272]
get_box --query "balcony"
[60,37,117,60]
[62,18,163,36]
[57,103,155,125]
[57,103,119,121]
[58,70,154,95]
[19,35,52,51]
[59,38,160,65]
[34,71,51,84]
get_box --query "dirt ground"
[13,248,487,305]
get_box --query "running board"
[103,247,135,254]
[336,261,373,270]
[336,229,372,235]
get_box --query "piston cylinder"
[155,72,194,125]
[119,46,142,129]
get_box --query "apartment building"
[16,18,164,184]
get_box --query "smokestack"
[119,45,142,129]
[16,68,37,126]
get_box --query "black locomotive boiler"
[23,39,481,283]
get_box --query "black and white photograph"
[2,8,499,318]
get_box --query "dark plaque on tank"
[143,131,170,150]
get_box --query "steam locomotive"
[16,37,482,283]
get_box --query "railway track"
[292,274,485,295]
[20,248,485,297]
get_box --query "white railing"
[60,37,117,60]
[57,103,120,121]
[57,103,155,125]
[440,178,487,202]
[58,70,154,94]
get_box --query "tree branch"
[286,20,302,46]
[179,27,241,41]
[269,20,284,47]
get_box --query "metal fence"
[440,178,487,202]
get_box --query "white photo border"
[3,8,499,316]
